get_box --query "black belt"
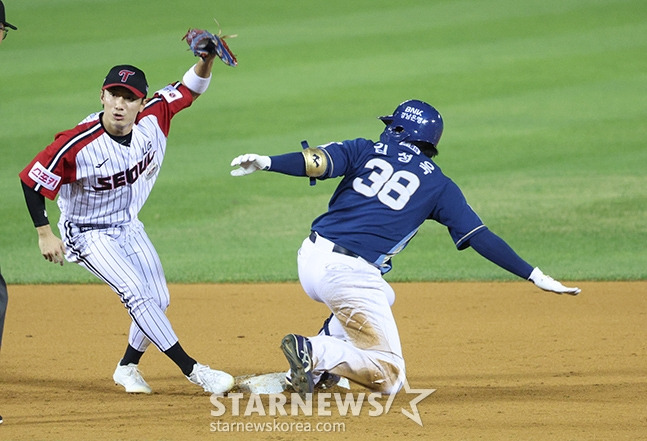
[77,224,114,232]
[309,231,360,258]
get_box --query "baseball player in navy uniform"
[19,42,234,395]
[230,99,581,398]
[1,0,17,424]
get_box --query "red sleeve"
[19,121,102,200]
[137,82,194,137]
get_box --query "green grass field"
[1,0,645,283]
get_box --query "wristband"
[182,65,211,94]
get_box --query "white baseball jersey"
[20,82,191,225]
[20,81,194,352]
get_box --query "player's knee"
[373,358,405,395]
[124,288,169,311]
[127,296,167,318]
[381,371,405,395]
[158,295,170,311]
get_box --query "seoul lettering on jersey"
[92,150,157,191]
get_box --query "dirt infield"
[1,282,645,440]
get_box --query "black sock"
[163,342,197,376]
[120,345,144,366]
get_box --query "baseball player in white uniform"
[20,42,234,395]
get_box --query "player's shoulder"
[349,137,376,148]
[77,112,101,126]
[137,82,193,128]
[330,138,381,157]
[319,138,372,150]
[53,114,101,142]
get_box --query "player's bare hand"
[528,267,580,295]
[36,225,65,266]
[230,154,271,176]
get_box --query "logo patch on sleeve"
[28,161,61,191]
[159,85,183,103]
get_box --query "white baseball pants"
[297,233,405,394]
[61,219,177,352]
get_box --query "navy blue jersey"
[311,138,486,273]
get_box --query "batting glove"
[230,154,271,176]
[528,267,581,295]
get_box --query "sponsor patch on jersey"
[144,161,159,180]
[159,85,183,103]
[28,161,61,191]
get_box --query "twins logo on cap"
[102,64,149,98]
[118,69,137,82]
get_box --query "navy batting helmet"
[379,99,443,156]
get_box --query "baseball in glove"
[182,28,237,67]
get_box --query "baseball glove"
[182,28,237,67]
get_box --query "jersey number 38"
[352,158,420,211]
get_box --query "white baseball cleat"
[113,363,153,394]
[187,363,235,394]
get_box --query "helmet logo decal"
[400,106,429,125]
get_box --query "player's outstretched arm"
[231,149,324,178]
[469,229,580,295]
[230,154,271,176]
[183,55,216,100]
[230,151,309,177]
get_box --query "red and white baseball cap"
[102,65,149,98]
